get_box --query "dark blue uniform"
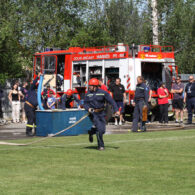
[60,94,80,109]
[185,82,195,124]
[132,83,149,132]
[84,88,118,148]
[24,76,39,136]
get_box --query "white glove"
[88,108,94,113]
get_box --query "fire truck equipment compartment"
[36,109,93,136]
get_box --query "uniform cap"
[88,78,99,86]
[66,89,73,96]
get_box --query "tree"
[19,0,87,51]
[0,0,194,82]
[150,0,159,45]
[157,0,195,73]
[103,0,142,45]
[136,0,195,73]
[0,0,27,83]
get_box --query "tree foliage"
[0,0,194,83]
[156,0,195,73]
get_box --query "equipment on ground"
[0,111,90,146]
[142,105,148,122]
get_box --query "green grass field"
[0,129,195,195]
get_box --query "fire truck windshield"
[35,57,41,75]
[44,56,56,74]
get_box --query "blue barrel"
[36,109,92,136]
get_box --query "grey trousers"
[132,100,145,132]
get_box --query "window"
[44,56,56,74]
[35,57,41,75]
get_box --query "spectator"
[108,78,115,91]
[15,80,21,90]
[41,84,55,109]
[110,78,126,125]
[157,82,169,124]
[47,91,56,109]
[184,75,195,124]
[171,75,184,124]
[8,84,23,123]
[99,78,108,92]
[20,82,28,123]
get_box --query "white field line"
[0,135,194,151]
[69,135,195,146]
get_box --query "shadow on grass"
[84,145,119,150]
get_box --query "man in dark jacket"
[24,73,41,136]
[60,89,80,109]
[84,78,119,150]
[184,75,195,124]
[132,76,149,132]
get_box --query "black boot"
[26,131,33,137]
[88,130,93,143]
[88,126,97,143]
[96,132,104,150]
[26,127,33,137]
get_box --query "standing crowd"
[157,75,195,125]
[0,74,194,149]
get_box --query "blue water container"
[36,109,92,136]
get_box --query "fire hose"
[0,74,90,146]
[0,112,89,146]
[37,74,45,111]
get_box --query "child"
[47,91,56,109]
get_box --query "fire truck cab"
[34,43,176,119]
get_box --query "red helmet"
[88,78,99,86]
[66,89,73,96]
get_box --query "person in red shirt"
[157,82,169,124]
[99,78,108,92]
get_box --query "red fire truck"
[33,43,177,119]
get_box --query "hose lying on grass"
[0,113,89,146]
